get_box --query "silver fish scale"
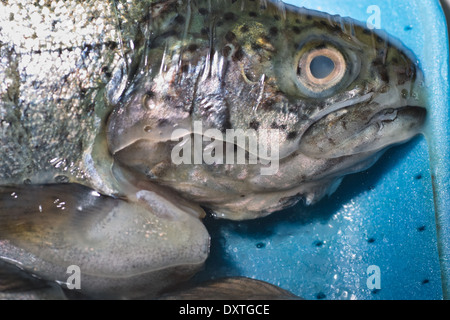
[0,0,123,185]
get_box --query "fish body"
[0,0,211,299]
[160,277,301,300]
[0,0,426,298]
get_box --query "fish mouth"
[298,105,427,159]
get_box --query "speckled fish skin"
[0,0,118,191]
[107,0,426,220]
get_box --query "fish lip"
[368,105,427,126]
[298,103,427,159]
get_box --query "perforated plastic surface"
[194,0,450,300]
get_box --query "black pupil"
[310,55,335,79]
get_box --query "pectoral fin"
[0,260,67,300]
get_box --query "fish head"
[106,1,426,219]
[210,3,427,160]
[274,8,427,159]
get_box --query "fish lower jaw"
[203,178,343,221]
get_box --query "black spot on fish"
[201,27,209,36]
[269,26,278,36]
[315,44,327,50]
[261,34,271,43]
[79,87,88,98]
[224,12,236,21]
[240,25,249,33]
[329,24,343,34]
[142,12,151,23]
[295,18,301,24]
[106,41,118,50]
[249,120,260,130]
[187,43,199,52]
[363,28,371,35]
[341,120,348,130]
[233,47,244,61]
[261,99,276,111]
[198,8,208,15]
[320,20,328,27]
[174,15,185,24]
[251,42,262,51]
[158,118,170,127]
[102,66,112,78]
[286,131,297,140]
[225,31,236,42]
[249,11,257,17]
[292,26,301,34]
[223,12,236,20]
[373,58,389,82]
[180,64,189,73]
[145,90,155,99]
[306,15,312,20]
[271,122,286,130]
[288,106,298,114]
[222,45,232,57]
[273,14,281,21]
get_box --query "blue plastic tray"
[193,0,450,300]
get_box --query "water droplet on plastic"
[404,25,413,31]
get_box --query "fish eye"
[297,46,347,95]
[310,55,335,79]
